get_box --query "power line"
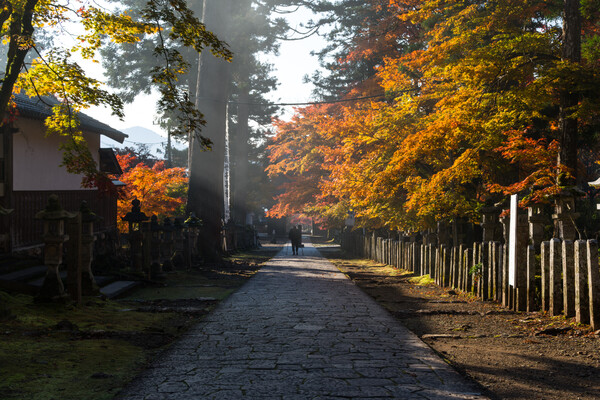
[124,139,167,145]
[228,93,388,107]
[220,88,420,107]
[198,93,394,107]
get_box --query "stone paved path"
[116,242,488,400]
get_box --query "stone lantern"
[185,212,201,260]
[122,199,149,272]
[79,201,100,295]
[480,205,502,242]
[35,195,76,301]
[149,215,164,279]
[552,188,582,241]
[527,205,546,250]
[172,218,185,268]
[161,217,175,271]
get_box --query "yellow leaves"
[75,7,153,59]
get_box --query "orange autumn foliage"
[116,154,188,232]
[266,0,600,231]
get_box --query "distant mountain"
[100,126,185,158]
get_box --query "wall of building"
[12,118,100,191]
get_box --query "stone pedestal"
[552,191,580,241]
[528,206,546,250]
[172,219,186,269]
[79,201,100,296]
[66,213,82,303]
[161,218,175,271]
[150,216,165,279]
[122,199,149,274]
[35,195,75,302]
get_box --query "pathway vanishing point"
[116,242,488,400]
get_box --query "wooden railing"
[10,190,117,250]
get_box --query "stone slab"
[100,280,140,299]
[0,265,46,282]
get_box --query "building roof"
[14,93,128,143]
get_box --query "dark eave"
[13,93,128,144]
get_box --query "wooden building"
[0,94,127,252]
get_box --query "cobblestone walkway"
[116,243,487,400]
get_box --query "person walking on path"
[116,241,488,399]
[288,225,301,255]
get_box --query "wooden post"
[464,248,472,292]
[442,245,450,287]
[527,244,537,312]
[562,240,575,317]
[497,243,504,302]
[587,240,600,330]
[431,244,437,280]
[420,243,425,275]
[574,240,589,324]
[492,243,498,301]
[515,213,529,311]
[540,241,550,311]
[549,238,563,316]
[435,245,440,284]
[481,242,489,300]
[502,243,510,307]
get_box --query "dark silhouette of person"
[289,225,301,255]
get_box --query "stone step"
[0,265,46,282]
[100,281,140,299]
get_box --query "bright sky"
[85,7,326,138]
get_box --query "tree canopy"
[0,0,231,186]
[267,0,600,231]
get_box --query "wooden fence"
[10,190,117,250]
[342,231,600,330]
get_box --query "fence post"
[430,244,437,280]
[449,247,456,288]
[540,241,550,311]
[438,245,446,287]
[502,243,510,307]
[515,212,529,311]
[527,244,537,312]
[574,240,589,325]
[587,240,600,330]
[549,238,563,316]
[562,240,576,318]
[414,242,420,274]
[420,243,425,275]
[434,245,441,284]
[491,242,500,301]
[481,242,489,299]
[464,247,472,292]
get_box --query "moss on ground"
[0,245,281,400]
[408,274,435,286]
[0,336,144,400]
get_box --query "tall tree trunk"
[558,0,581,184]
[187,0,233,260]
[231,87,250,225]
[0,1,38,116]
